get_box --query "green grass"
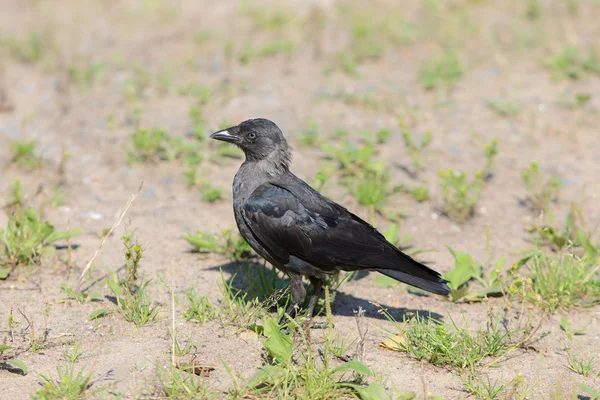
[239,40,295,64]
[486,98,524,118]
[0,207,80,279]
[33,362,97,400]
[566,350,595,376]
[544,46,600,81]
[9,140,40,169]
[521,161,561,212]
[418,49,464,90]
[93,233,162,326]
[399,119,432,175]
[438,169,483,223]
[379,304,544,371]
[182,288,218,323]
[511,249,600,311]
[184,228,254,262]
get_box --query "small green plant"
[33,363,96,400]
[0,208,80,279]
[566,350,595,376]
[559,317,586,341]
[399,119,432,174]
[418,49,464,90]
[128,128,175,163]
[182,289,218,323]
[544,46,600,81]
[239,40,295,64]
[482,139,499,179]
[379,305,543,371]
[105,275,162,326]
[438,169,483,222]
[2,30,55,64]
[97,232,161,326]
[521,161,561,211]
[200,183,224,203]
[184,228,254,262]
[9,140,40,169]
[442,247,504,302]
[0,344,27,375]
[68,61,107,90]
[155,363,212,399]
[486,98,523,118]
[510,250,600,311]
[61,284,102,304]
[297,120,321,148]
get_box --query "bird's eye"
[248,132,256,140]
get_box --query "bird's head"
[210,118,291,172]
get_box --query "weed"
[399,119,432,174]
[200,183,224,203]
[182,289,218,323]
[560,316,586,341]
[521,161,561,212]
[511,250,600,311]
[395,185,430,203]
[487,98,524,118]
[63,341,83,364]
[248,290,391,399]
[9,140,40,169]
[297,120,321,148]
[461,372,534,400]
[482,139,499,179]
[99,233,161,326]
[1,29,55,64]
[33,363,96,400]
[0,208,80,279]
[61,284,102,304]
[544,46,600,81]
[128,128,176,163]
[155,363,212,399]
[418,49,464,90]
[239,40,295,64]
[122,232,143,293]
[184,229,254,262]
[0,344,27,375]
[378,304,544,371]
[68,61,107,90]
[106,276,162,326]
[566,350,595,376]
[438,169,483,223]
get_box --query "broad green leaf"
[332,359,372,376]
[249,365,287,386]
[462,285,503,302]
[7,359,27,375]
[343,383,391,400]
[263,319,292,364]
[46,228,82,244]
[578,383,600,398]
[88,309,111,320]
[0,268,9,279]
[0,344,11,352]
[443,247,480,291]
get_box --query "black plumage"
[210,118,450,318]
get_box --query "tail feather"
[376,266,450,296]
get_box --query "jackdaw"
[210,118,450,318]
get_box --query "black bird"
[210,118,450,319]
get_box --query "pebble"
[81,211,104,220]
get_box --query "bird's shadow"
[207,260,444,323]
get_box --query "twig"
[77,182,143,292]
[353,306,368,363]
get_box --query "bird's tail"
[376,265,451,296]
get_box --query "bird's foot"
[301,319,332,330]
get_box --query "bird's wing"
[242,183,388,270]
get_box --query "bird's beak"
[210,127,239,143]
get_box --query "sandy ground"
[1,0,600,398]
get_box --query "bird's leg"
[283,272,306,321]
[305,277,329,330]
